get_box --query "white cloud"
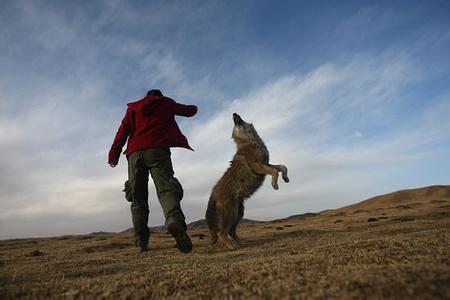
[1,51,449,239]
[171,55,449,223]
[0,120,23,147]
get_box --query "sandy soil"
[1,185,449,299]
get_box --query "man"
[108,89,197,253]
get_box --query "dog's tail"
[205,196,217,231]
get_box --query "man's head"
[146,89,163,97]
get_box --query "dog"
[205,113,289,249]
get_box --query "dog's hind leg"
[218,201,240,250]
[208,228,218,245]
[270,164,289,183]
[205,196,218,244]
[229,201,244,244]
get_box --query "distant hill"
[321,185,450,216]
[117,185,449,233]
[267,212,319,223]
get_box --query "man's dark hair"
[146,89,163,97]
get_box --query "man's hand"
[110,163,117,168]
[109,159,118,168]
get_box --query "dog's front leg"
[270,164,289,183]
[248,162,280,190]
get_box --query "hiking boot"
[135,235,149,252]
[137,239,149,252]
[167,222,192,253]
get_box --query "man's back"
[108,95,197,165]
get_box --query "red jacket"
[108,95,197,164]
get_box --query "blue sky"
[1,0,449,239]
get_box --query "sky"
[0,0,449,239]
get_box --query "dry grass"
[1,185,449,299]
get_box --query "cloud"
[2,47,449,239]
[173,53,450,222]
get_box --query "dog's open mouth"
[233,113,243,125]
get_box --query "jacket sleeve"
[108,109,132,164]
[166,97,198,117]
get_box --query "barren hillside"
[1,185,449,299]
[321,185,450,215]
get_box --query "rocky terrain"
[1,185,449,299]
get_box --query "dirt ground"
[1,185,449,299]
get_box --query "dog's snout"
[233,113,242,125]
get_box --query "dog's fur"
[205,113,289,249]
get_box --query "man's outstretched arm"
[108,109,132,167]
[166,97,197,117]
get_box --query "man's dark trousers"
[127,148,185,246]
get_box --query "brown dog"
[205,113,289,249]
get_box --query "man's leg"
[144,148,192,253]
[128,151,150,252]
